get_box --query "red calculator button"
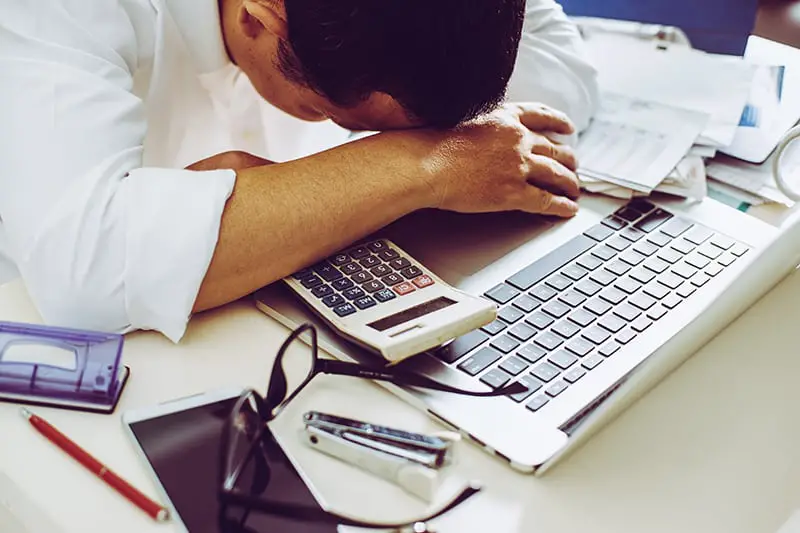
[412,275,435,289]
[394,282,416,296]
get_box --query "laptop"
[254,193,800,474]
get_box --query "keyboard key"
[499,356,530,376]
[480,368,512,389]
[730,243,749,257]
[378,249,400,261]
[565,338,594,357]
[531,362,561,382]
[600,287,627,305]
[614,206,642,222]
[322,294,346,308]
[568,309,597,328]
[647,305,668,320]
[631,316,653,333]
[352,271,375,284]
[598,314,626,333]
[548,350,578,370]
[607,236,632,252]
[558,290,587,308]
[506,234,595,291]
[371,264,393,277]
[517,343,547,363]
[584,223,615,242]
[509,375,542,402]
[546,380,569,397]
[367,240,389,253]
[331,253,352,266]
[382,273,404,286]
[562,264,589,281]
[354,296,377,310]
[684,226,714,245]
[389,257,412,270]
[546,274,573,292]
[401,266,423,279]
[360,255,382,269]
[525,312,555,330]
[659,217,693,238]
[563,367,587,383]
[374,289,397,303]
[312,285,334,298]
[628,292,657,311]
[334,303,357,317]
[620,227,646,242]
[658,272,684,290]
[534,332,564,351]
[630,267,656,284]
[525,395,550,412]
[585,298,613,316]
[582,354,605,370]
[582,325,611,345]
[577,254,604,271]
[598,341,621,357]
[635,209,673,232]
[710,235,735,250]
[657,247,683,264]
[676,284,697,298]
[629,199,656,214]
[513,295,540,313]
[616,329,637,344]
[614,277,641,295]
[605,260,632,276]
[552,320,581,339]
[705,263,723,277]
[530,284,558,302]
[412,275,435,289]
[348,246,371,259]
[691,273,711,287]
[508,323,537,342]
[671,239,696,256]
[543,301,571,318]
[481,320,507,336]
[613,303,641,322]
[457,347,502,376]
[619,250,646,266]
[301,275,324,289]
[498,306,525,324]
[670,262,696,280]
[697,243,723,260]
[602,215,628,230]
[343,287,366,300]
[662,293,683,309]
[590,269,616,286]
[575,279,603,297]
[644,283,669,300]
[393,282,416,296]
[490,335,521,354]
[485,283,520,305]
[633,240,660,257]
[592,245,617,261]
[718,253,737,267]
[341,262,363,275]
[647,231,672,247]
[685,253,711,270]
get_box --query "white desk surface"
[1,262,800,533]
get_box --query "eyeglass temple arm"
[316,360,526,397]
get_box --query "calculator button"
[341,263,363,276]
[351,271,374,284]
[393,282,416,296]
[332,278,355,291]
[331,253,351,266]
[314,262,344,282]
[370,264,393,277]
[348,246,370,259]
[401,266,424,279]
[292,268,313,280]
[342,287,366,300]
[311,285,334,298]
[374,289,396,303]
[301,275,324,289]
[354,296,377,310]
[389,257,412,270]
[412,275,435,289]
[322,294,346,308]
[333,303,357,317]
[377,249,400,261]
[382,273,405,286]
[360,255,381,268]
[367,240,389,253]
[363,280,385,293]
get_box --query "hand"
[186,150,275,171]
[418,103,581,217]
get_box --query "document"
[576,92,709,192]
[706,152,798,206]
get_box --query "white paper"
[706,151,798,206]
[655,155,708,200]
[576,92,709,192]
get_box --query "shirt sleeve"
[0,2,235,342]
[506,0,600,133]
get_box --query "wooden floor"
[755,0,800,48]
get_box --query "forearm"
[193,132,436,311]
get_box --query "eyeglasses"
[217,323,528,531]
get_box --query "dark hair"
[279,1,527,129]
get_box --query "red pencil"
[20,407,170,522]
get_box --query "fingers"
[526,154,581,200]
[531,137,578,172]
[516,186,579,218]
[512,103,575,135]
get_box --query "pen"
[19,407,170,522]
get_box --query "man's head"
[221,0,526,131]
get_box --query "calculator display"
[367,296,455,332]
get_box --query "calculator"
[284,239,497,363]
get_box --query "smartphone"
[122,388,336,533]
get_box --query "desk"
[2,261,800,533]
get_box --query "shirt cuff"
[121,167,236,342]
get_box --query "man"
[0,0,598,341]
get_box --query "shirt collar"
[164,0,231,74]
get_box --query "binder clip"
[301,411,459,502]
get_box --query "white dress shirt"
[0,0,598,342]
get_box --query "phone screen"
[128,396,336,533]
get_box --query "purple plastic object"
[0,321,128,413]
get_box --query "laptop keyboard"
[433,200,750,413]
